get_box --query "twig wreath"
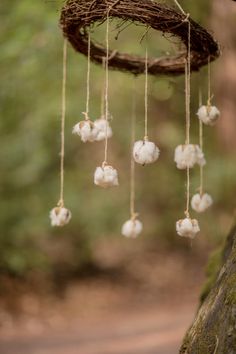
[60,0,220,76]
[50,0,221,241]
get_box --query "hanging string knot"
[57,199,64,208]
[207,94,214,108]
[82,112,90,120]
[183,13,190,23]
[131,212,139,221]
[184,210,190,219]
[102,161,108,168]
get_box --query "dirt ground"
[0,243,208,354]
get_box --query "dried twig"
[60,0,220,76]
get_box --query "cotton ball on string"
[133,46,160,166]
[122,78,143,239]
[50,40,72,227]
[197,56,220,126]
[175,19,200,240]
[197,105,220,126]
[176,218,200,239]
[72,31,98,143]
[94,117,113,141]
[50,206,72,227]
[174,144,205,169]
[133,139,160,165]
[191,193,213,213]
[72,116,98,142]
[193,70,215,214]
[122,217,143,238]
[93,13,119,189]
[94,164,119,188]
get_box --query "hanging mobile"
[122,79,143,238]
[197,57,220,126]
[133,44,160,166]
[94,11,119,188]
[175,19,200,239]
[191,89,213,213]
[50,40,72,227]
[72,30,98,142]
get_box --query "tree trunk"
[179,224,236,354]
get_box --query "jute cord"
[58,39,68,208]
[130,77,137,220]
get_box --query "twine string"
[101,57,106,118]
[144,45,148,141]
[185,19,191,218]
[130,77,137,219]
[173,0,186,15]
[207,55,212,107]
[103,10,110,166]
[58,39,68,208]
[199,88,204,195]
[85,30,91,120]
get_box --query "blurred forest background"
[0,0,236,283]
[1,1,236,352]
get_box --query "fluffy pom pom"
[174,144,205,169]
[197,105,220,126]
[50,207,72,227]
[94,118,113,141]
[122,219,143,238]
[133,140,160,165]
[191,193,213,213]
[176,218,200,239]
[72,120,98,142]
[94,165,119,188]
[195,145,206,167]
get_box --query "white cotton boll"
[174,144,198,169]
[122,219,143,238]
[94,165,119,188]
[94,118,113,141]
[50,207,72,227]
[195,145,206,167]
[191,193,213,213]
[72,120,98,142]
[176,218,200,239]
[133,140,160,165]
[197,105,220,126]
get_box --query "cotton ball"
[133,140,160,165]
[122,219,143,238]
[94,118,113,141]
[174,144,205,169]
[94,165,119,188]
[50,207,72,227]
[197,105,220,126]
[191,193,213,213]
[72,119,98,142]
[176,218,200,239]
[195,145,206,167]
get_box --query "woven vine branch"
[60,0,220,76]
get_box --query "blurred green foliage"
[0,0,236,276]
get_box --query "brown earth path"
[0,304,195,354]
[0,247,206,354]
